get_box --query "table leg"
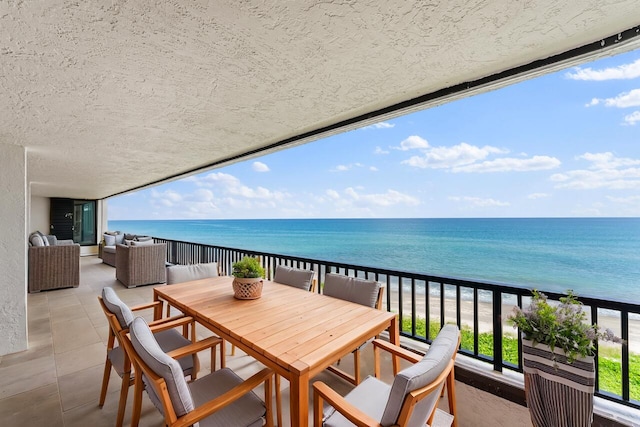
[289,370,310,427]
[389,315,401,375]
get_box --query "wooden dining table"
[153,276,399,427]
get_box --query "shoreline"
[390,289,639,353]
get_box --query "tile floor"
[0,256,534,426]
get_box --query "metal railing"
[154,236,640,409]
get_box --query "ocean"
[108,217,640,303]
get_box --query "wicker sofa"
[115,242,167,288]
[28,233,80,293]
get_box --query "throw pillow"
[114,233,125,245]
[36,231,50,246]
[103,234,116,246]
[29,233,45,247]
[135,236,153,242]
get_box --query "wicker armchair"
[28,244,80,293]
[115,242,167,288]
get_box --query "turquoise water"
[108,218,640,302]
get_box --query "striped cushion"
[273,265,314,291]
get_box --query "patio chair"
[115,242,167,288]
[273,264,316,292]
[313,324,461,427]
[126,316,275,427]
[322,273,385,385]
[98,287,223,427]
[165,262,221,316]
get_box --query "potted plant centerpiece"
[231,256,265,300]
[508,290,623,427]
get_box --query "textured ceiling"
[1,1,639,200]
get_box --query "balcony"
[1,254,638,426]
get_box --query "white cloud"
[527,193,550,199]
[402,142,507,169]
[565,59,640,81]
[551,152,640,190]
[623,111,640,125]
[393,135,429,151]
[252,161,270,172]
[452,155,561,173]
[179,171,289,202]
[331,163,366,172]
[448,196,510,208]
[151,189,183,207]
[587,89,640,109]
[578,152,640,169]
[369,166,379,172]
[193,189,214,202]
[374,146,390,155]
[585,98,600,107]
[607,195,640,204]
[343,187,420,207]
[362,121,395,130]
[326,189,340,199]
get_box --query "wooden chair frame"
[326,284,386,386]
[314,337,459,427]
[122,329,274,427]
[98,297,224,427]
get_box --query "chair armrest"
[372,339,422,364]
[166,336,223,360]
[179,367,274,426]
[147,316,194,333]
[130,301,163,312]
[313,381,382,427]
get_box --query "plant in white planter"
[508,290,623,427]
[231,256,265,300]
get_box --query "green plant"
[231,256,265,278]
[508,289,623,363]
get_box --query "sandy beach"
[389,289,640,353]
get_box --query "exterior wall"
[30,195,49,234]
[0,144,28,355]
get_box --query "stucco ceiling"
[1,1,639,200]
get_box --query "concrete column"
[0,144,28,355]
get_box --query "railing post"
[493,290,503,372]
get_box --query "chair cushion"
[189,368,266,427]
[101,287,134,328]
[103,245,116,253]
[380,324,459,427]
[323,273,381,308]
[167,263,219,285]
[273,265,314,291]
[129,317,195,418]
[131,239,154,246]
[323,376,390,427]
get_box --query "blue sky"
[109,48,640,220]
